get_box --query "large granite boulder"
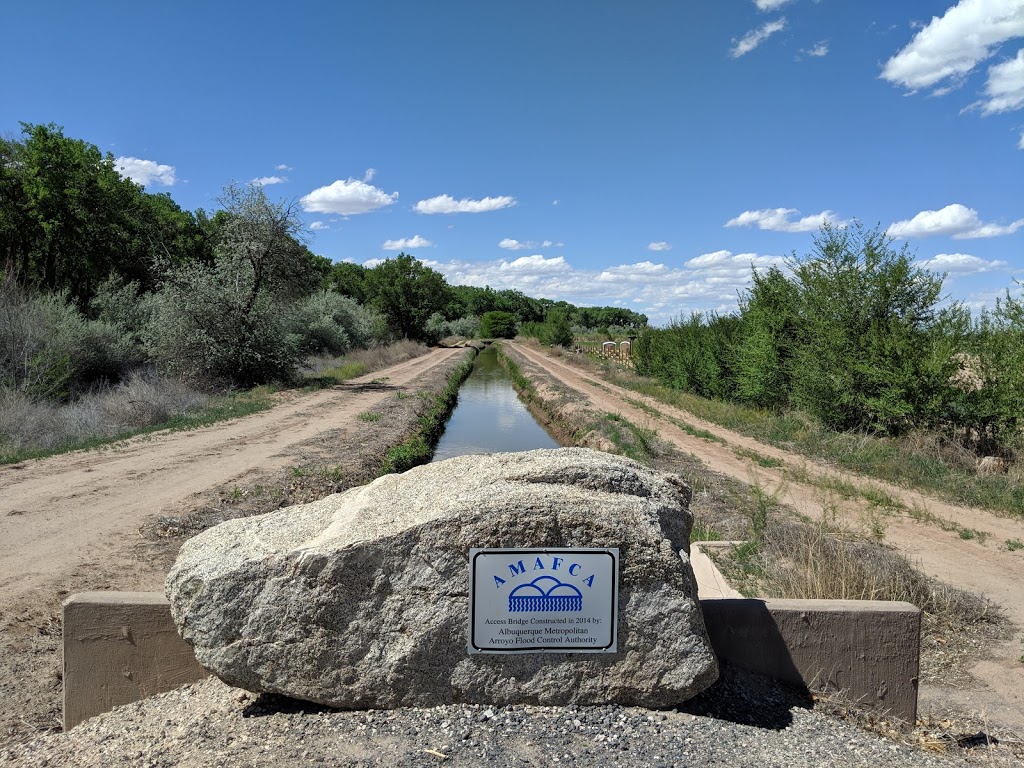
[166,448,718,708]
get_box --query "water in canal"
[431,345,560,462]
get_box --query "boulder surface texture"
[166,448,719,709]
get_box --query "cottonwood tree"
[364,253,452,342]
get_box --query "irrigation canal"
[431,345,559,462]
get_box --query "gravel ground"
[4,665,1009,768]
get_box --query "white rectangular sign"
[468,548,619,654]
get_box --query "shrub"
[289,290,381,357]
[0,273,140,399]
[147,260,301,388]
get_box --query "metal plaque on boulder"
[468,548,619,654]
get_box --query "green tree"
[0,123,208,304]
[788,223,951,434]
[364,253,452,342]
[479,310,518,339]
[539,307,574,347]
[969,287,1024,451]
[732,266,800,409]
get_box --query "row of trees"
[1,123,642,395]
[633,224,1022,453]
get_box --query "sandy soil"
[0,347,464,745]
[507,342,1024,733]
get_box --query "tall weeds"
[0,369,209,458]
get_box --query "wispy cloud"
[414,194,516,214]
[754,0,794,9]
[250,175,286,186]
[731,18,787,58]
[382,235,434,250]
[309,221,329,231]
[881,0,1024,94]
[801,40,829,58]
[115,157,176,187]
[647,242,672,251]
[499,238,553,250]
[301,177,398,215]
[725,207,846,232]
[275,164,292,171]
[888,203,1024,239]
[363,168,376,182]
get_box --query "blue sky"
[2,0,1022,324]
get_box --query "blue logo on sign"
[508,576,583,612]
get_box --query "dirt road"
[0,347,464,743]
[508,342,1024,731]
[0,348,463,602]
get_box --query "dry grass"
[0,370,209,456]
[301,340,429,384]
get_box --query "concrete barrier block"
[701,598,920,723]
[62,592,920,727]
[63,591,208,730]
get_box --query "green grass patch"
[596,412,658,462]
[303,362,367,389]
[358,411,382,423]
[1006,538,1024,552]
[733,446,785,468]
[669,417,726,444]
[691,521,723,541]
[623,396,661,418]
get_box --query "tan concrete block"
[691,542,744,599]
[63,591,208,730]
[702,598,920,723]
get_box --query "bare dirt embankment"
[0,347,470,747]
[506,342,1024,734]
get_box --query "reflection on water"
[431,345,559,462]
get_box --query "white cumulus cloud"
[916,252,1009,272]
[725,208,845,232]
[115,157,176,187]
[979,47,1024,113]
[647,242,672,251]
[888,203,1024,238]
[250,175,286,186]
[301,178,398,215]
[309,221,329,231]
[731,18,787,58]
[881,0,1024,94]
[414,194,517,214]
[500,255,570,273]
[755,0,794,9]
[499,238,553,250]
[382,235,434,250]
